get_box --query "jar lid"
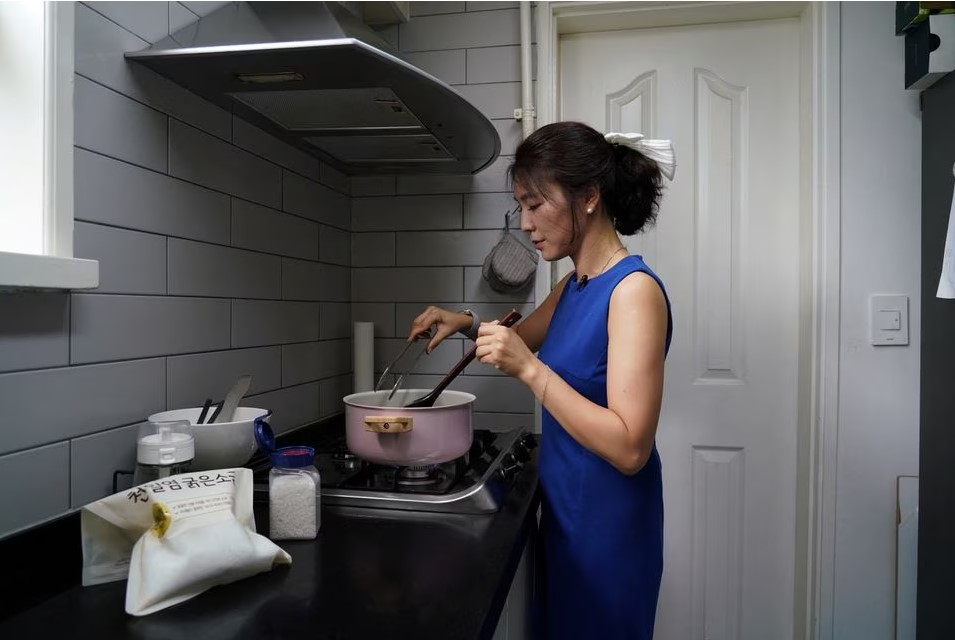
[270,446,315,469]
[254,416,277,453]
[137,422,194,465]
[254,414,314,467]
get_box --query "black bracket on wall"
[897,1,955,34]
[896,2,955,90]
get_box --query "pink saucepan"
[345,309,520,466]
[343,389,476,466]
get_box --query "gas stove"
[251,427,538,515]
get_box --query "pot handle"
[364,416,413,433]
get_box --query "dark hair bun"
[508,122,665,236]
[608,144,663,235]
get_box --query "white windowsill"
[0,250,99,290]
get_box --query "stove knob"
[513,433,538,461]
[513,442,531,463]
[498,453,520,481]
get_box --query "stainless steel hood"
[125,2,500,175]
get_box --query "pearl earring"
[587,207,594,214]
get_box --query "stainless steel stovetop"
[251,428,538,515]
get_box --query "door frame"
[532,3,841,639]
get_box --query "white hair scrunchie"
[604,132,676,181]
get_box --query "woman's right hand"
[407,306,473,354]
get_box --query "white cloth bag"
[81,468,291,616]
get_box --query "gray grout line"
[165,115,170,173]
[1,339,344,376]
[69,289,352,303]
[0,352,162,379]
[0,373,364,460]
[162,356,168,410]
[179,1,200,19]
[80,3,150,45]
[73,218,348,268]
[75,143,351,231]
[71,77,348,198]
[67,292,73,369]
[164,235,169,294]
[228,196,234,246]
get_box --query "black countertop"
[0,427,540,640]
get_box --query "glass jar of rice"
[268,447,321,540]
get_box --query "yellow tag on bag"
[151,503,171,538]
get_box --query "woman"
[407,121,674,639]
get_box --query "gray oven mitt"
[482,225,538,293]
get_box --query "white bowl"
[147,407,269,471]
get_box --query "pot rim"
[343,389,476,410]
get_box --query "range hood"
[126,2,500,175]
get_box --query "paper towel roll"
[353,322,375,393]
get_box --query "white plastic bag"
[81,468,291,616]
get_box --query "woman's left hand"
[474,323,538,381]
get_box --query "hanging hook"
[504,204,520,230]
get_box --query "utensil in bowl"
[214,374,252,423]
[404,309,521,408]
[197,398,213,424]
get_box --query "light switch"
[877,310,901,331]
[870,295,909,346]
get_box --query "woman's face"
[514,179,580,262]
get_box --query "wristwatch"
[457,309,480,341]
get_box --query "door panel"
[560,18,801,639]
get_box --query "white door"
[560,17,801,640]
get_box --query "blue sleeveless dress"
[535,255,672,640]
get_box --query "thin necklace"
[578,246,626,289]
[590,246,627,279]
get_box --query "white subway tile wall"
[75,4,233,140]
[352,233,397,267]
[351,302,397,338]
[232,199,320,262]
[0,3,346,539]
[85,1,170,43]
[0,1,536,539]
[320,302,354,340]
[69,422,141,509]
[168,120,283,208]
[0,444,71,535]
[282,340,352,387]
[169,2,198,34]
[74,222,168,295]
[402,49,467,85]
[166,347,282,409]
[0,294,70,373]
[75,147,232,243]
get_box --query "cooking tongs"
[375,327,434,401]
[404,309,522,409]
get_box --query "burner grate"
[252,428,536,514]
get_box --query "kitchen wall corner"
[352,1,537,431]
